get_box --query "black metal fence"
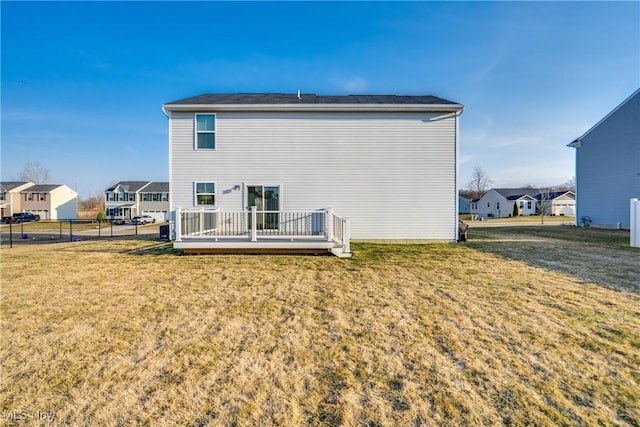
[0,219,167,248]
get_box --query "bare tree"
[467,166,493,200]
[18,162,50,184]
[535,186,555,224]
[559,177,576,193]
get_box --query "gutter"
[161,103,464,114]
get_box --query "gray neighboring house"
[163,92,463,254]
[139,181,170,222]
[105,181,169,222]
[568,89,640,228]
[458,196,471,214]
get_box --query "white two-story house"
[105,181,169,222]
[163,93,464,256]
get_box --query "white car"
[132,215,156,225]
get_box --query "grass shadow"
[466,227,640,293]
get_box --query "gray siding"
[170,111,458,240]
[576,91,640,227]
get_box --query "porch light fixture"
[233,185,241,191]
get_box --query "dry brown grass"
[1,233,639,426]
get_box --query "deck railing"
[174,206,350,252]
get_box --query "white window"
[527,201,532,209]
[195,182,215,205]
[196,114,216,149]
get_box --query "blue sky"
[2,1,639,198]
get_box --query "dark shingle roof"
[0,182,32,191]
[494,188,574,201]
[106,181,151,192]
[140,182,169,192]
[494,188,539,200]
[20,184,63,192]
[166,93,458,106]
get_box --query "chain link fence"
[0,220,169,247]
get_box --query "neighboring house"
[139,181,170,222]
[105,181,169,221]
[549,191,576,216]
[474,188,574,219]
[476,188,539,218]
[163,92,464,256]
[19,184,78,220]
[458,196,471,214]
[568,89,640,228]
[0,182,34,217]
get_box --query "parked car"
[12,212,40,223]
[132,215,156,225]
[1,216,17,224]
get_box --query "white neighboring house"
[475,188,539,218]
[163,93,464,256]
[19,184,78,220]
[104,181,169,222]
[473,188,574,219]
[0,182,34,217]
[568,89,640,228]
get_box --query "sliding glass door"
[247,185,280,230]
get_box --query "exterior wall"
[52,187,78,219]
[575,91,640,227]
[170,111,459,240]
[21,186,78,220]
[515,197,537,216]
[21,196,51,219]
[2,183,34,216]
[476,190,510,218]
[140,199,169,221]
[458,197,470,214]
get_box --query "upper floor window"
[106,191,135,202]
[25,192,46,201]
[141,192,169,202]
[0,192,6,201]
[196,114,216,149]
[195,182,215,205]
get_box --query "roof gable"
[568,88,640,147]
[0,182,33,191]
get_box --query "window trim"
[195,113,216,150]
[194,182,216,206]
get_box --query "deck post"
[175,207,182,242]
[199,208,204,236]
[343,217,351,254]
[251,206,257,242]
[326,207,334,242]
